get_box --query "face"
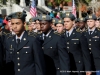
[51,23,56,30]
[79,22,85,29]
[40,20,51,33]
[11,19,25,35]
[31,22,36,30]
[64,18,74,31]
[8,20,12,31]
[75,22,79,28]
[35,20,41,31]
[87,20,95,29]
[28,25,33,31]
[95,20,100,27]
[56,24,64,33]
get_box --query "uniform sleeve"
[33,38,46,75]
[57,36,70,75]
[80,33,92,71]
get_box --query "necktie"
[67,32,69,37]
[17,39,20,48]
[44,35,46,40]
[89,31,93,35]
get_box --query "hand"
[86,71,92,75]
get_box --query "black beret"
[38,14,51,21]
[62,12,75,20]
[85,14,97,20]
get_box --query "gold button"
[18,69,20,71]
[17,57,20,60]
[17,52,19,54]
[26,52,28,53]
[57,68,59,70]
[90,52,91,54]
[89,39,91,41]
[74,43,76,44]
[67,42,69,44]
[18,63,20,66]
[10,52,12,54]
[42,47,44,49]
[79,61,81,63]
[89,44,91,46]
[67,47,69,49]
[95,40,97,41]
[50,47,52,49]
[89,48,91,50]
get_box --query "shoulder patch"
[7,35,13,39]
[76,28,82,33]
[28,32,36,38]
[97,28,100,31]
[37,31,42,34]
[54,31,61,36]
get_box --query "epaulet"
[28,32,36,38]
[54,31,61,36]
[7,35,14,39]
[3,32,7,35]
[76,28,82,33]
[37,31,42,34]
[84,28,88,32]
[97,27,100,31]
[61,30,65,34]
[6,32,11,36]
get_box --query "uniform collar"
[16,31,25,42]
[43,29,52,37]
[88,27,96,34]
[66,27,74,36]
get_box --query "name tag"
[72,39,79,40]
[9,48,14,51]
[23,46,30,48]
[93,36,99,38]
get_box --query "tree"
[76,0,91,17]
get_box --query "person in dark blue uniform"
[38,14,70,75]
[54,18,65,34]
[78,17,87,32]
[5,12,46,75]
[84,14,100,75]
[0,34,3,75]
[62,12,92,75]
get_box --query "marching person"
[38,14,70,75]
[54,19,65,34]
[84,14,100,75]
[78,17,87,32]
[62,12,92,75]
[5,12,46,75]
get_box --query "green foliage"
[0,0,3,3]
[64,0,71,2]
[76,0,92,5]
[47,2,52,6]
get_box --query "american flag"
[72,0,76,17]
[30,0,37,17]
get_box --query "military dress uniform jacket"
[38,30,70,75]
[5,31,46,75]
[62,29,92,72]
[84,28,100,70]
[0,36,3,74]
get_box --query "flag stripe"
[30,0,37,17]
[72,0,76,17]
